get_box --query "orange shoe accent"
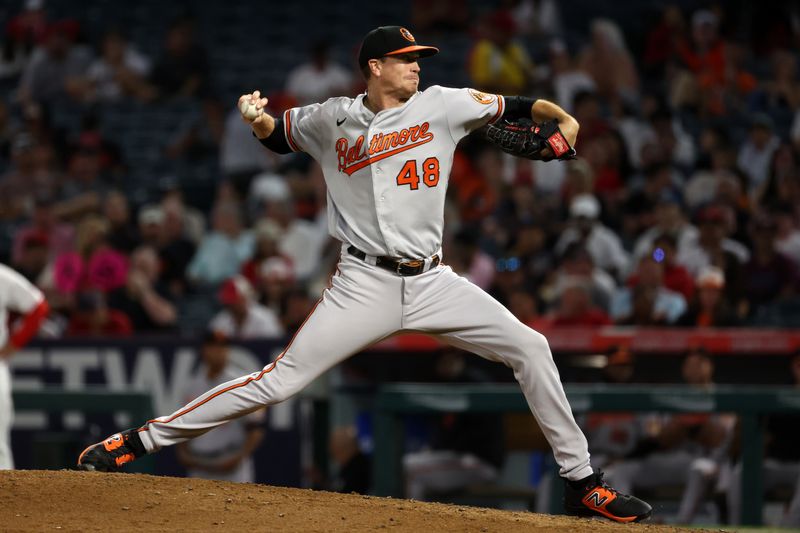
[588,508,638,523]
[77,444,94,465]
[582,486,616,508]
[582,487,637,523]
[102,433,124,452]
[115,453,135,467]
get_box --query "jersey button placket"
[373,163,396,254]
[373,145,399,253]
[376,167,384,202]
[369,124,397,256]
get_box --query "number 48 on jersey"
[396,157,440,190]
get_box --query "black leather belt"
[347,246,440,276]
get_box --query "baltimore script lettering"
[336,122,434,176]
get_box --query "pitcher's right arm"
[239,90,291,154]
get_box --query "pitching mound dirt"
[1,470,698,532]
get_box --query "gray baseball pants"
[138,251,592,481]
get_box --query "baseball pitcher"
[78,26,650,522]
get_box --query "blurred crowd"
[1,0,800,340]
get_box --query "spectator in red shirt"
[66,290,132,336]
[448,144,497,223]
[549,276,612,327]
[676,10,725,88]
[642,5,686,79]
[673,10,756,117]
[628,233,695,302]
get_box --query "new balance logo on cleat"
[585,490,609,507]
[564,471,652,523]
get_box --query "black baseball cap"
[358,26,438,69]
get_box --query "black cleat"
[77,429,146,472]
[564,470,652,523]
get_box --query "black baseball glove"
[483,118,577,161]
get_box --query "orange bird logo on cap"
[399,27,415,42]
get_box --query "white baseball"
[240,99,261,120]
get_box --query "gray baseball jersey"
[138,87,593,484]
[283,86,504,258]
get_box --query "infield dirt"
[0,470,702,532]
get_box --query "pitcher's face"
[372,53,420,98]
